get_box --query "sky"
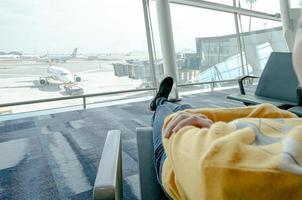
[0,0,282,54]
[0,0,148,54]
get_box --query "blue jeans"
[151,97,193,186]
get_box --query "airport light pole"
[155,0,180,100]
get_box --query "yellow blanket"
[162,104,302,200]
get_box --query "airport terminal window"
[290,0,302,8]
[150,1,286,89]
[236,0,281,15]
[237,16,288,76]
[0,0,152,113]
[168,4,241,86]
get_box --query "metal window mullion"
[238,13,250,75]
[169,0,281,21]
[147,0,160,86]
[233,0,246,77]
[142,0,158,91]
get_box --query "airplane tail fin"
[71,48,78,57]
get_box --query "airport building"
[0,0,301,200]
[112,26,287,86]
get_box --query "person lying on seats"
[149,76,302,200]
[149,12,302,199]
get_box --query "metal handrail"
[0,79,239,109]
[0,87,156,109]
[178,78,238,87]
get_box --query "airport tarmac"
[0,60,113,78]
[0,59,145,114]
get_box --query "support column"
[280,0,295,50]
[156,0,179,100]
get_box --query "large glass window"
[150,1,286,88]
[0,0,151,113]
[169,4,242,86]
[237,0,281,15]
[290,0,302,8]
[238,16,288,76]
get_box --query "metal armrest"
[93,130,122,200]
[136,127,169,200]
[238,75,259,95]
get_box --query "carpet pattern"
[0,88,243,200]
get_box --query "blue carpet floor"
[0,88,242,200]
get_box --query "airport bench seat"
[227,93,299,108]
[93,128,165,200]
[227,52,301,109]
[93,130,122,200]
[136,127,168,200]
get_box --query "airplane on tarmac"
[39,62,81,85]
[39,48,78,63]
